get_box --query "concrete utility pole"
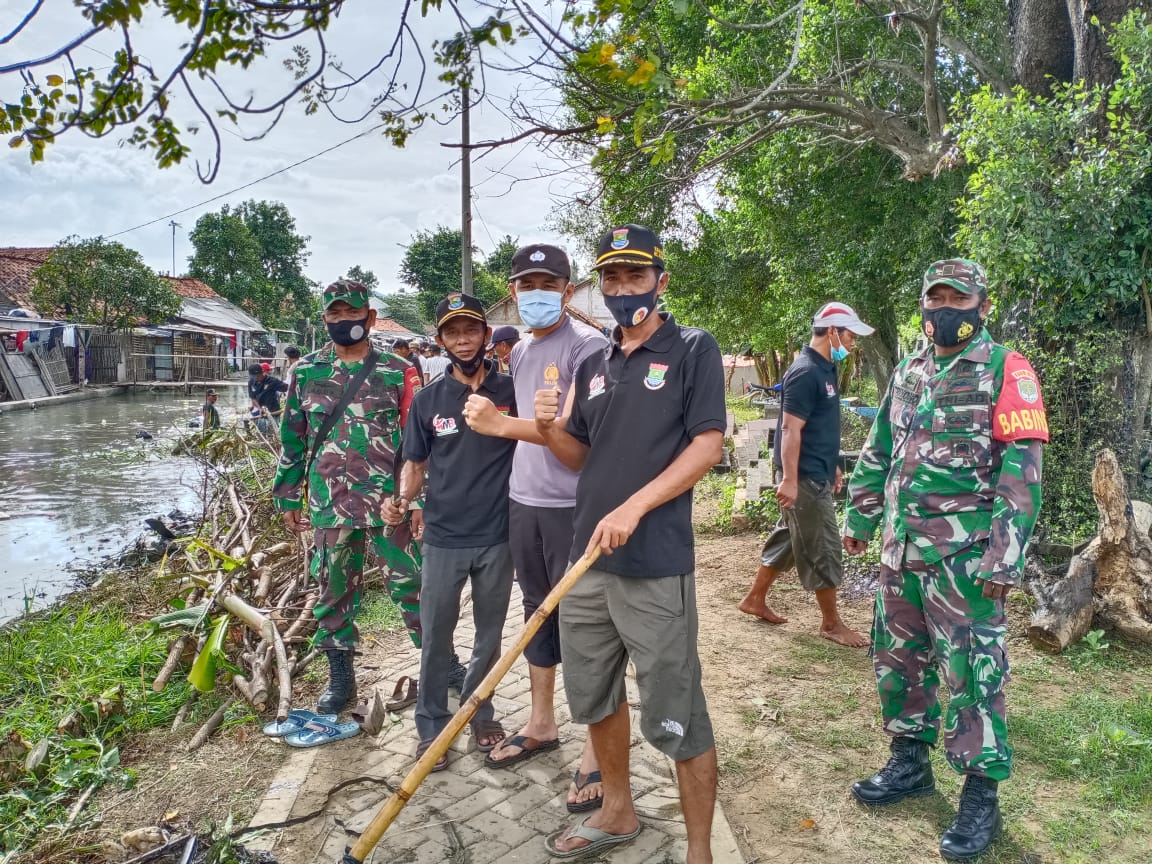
[460,84,473,296]
[168,220,180,277]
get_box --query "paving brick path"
[247,584,745,864]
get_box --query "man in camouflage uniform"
[842,259,1047,861]
[273,280,424,713]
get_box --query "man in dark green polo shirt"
[536,224,726,862]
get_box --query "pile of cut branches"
[158,429,317,751]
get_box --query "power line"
[107,122,386,238]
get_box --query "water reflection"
[0,387,253,620]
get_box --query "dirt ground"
[691,528,1140,864]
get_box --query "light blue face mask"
[831,331,849,362]
[517,289,564,329]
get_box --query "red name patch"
[992,353,1049,443]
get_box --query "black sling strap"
[305,349,380,477]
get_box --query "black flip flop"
[484,735,561,769]
[567,769,604,813]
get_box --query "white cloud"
[0,1,597,289]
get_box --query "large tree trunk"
[1028,450,1152,651]
[1067,0,1152,91]
[1011,0,1075,95]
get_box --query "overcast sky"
[0,2,592,290]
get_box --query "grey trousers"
[414,542,514,742]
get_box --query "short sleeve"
[781,363,817,421]
[402,389,433,462]
[565,354,597,446]
[683,332,727,439]
[570,329,609,375]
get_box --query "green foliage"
[397,226,508,321]
[188,200,315,330]
[958,13,1152,336]
[30,236,181,329]
[0,603,194,856]
[373,290,428,334]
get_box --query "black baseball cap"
[490,325,520,345]
[435,292,487,330]
[593,224,665,271]
[205,388,217,396]
[510,244,571,281]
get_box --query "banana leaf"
[150,603,212,630]
[187,614,230,693]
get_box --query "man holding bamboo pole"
[534,225,726,861]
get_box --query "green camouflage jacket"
[844,328,1046,584]
[272,344,421,528]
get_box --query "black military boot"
[851,737,935,805]
[317,649,357,714]
[939,775,1002,861]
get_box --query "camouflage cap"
[321,279,371,311]
[922,258,988,297]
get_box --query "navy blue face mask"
[603,288,659,329]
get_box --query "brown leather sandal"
[385,675,418,712]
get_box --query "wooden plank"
[0,352,50,400]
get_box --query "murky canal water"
[0,387,252,621]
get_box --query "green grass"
[0,602,198,858]
[725,394,762,425]
[358,593,404,634]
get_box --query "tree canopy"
[31,236,182,330]
[187,200,314,328]
[397,226,509,320]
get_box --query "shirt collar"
[440,359,501,396]
[802,344,835,371]
[610,312,677,355]
[913,327,994,367]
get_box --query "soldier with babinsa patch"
[842,258,1047,862]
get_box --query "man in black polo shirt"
[536,224,725,862]
[383,292,516,770]
[739,302,874,648]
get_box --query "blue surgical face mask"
[517,289,564,329]
[830,331,849,362]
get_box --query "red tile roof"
[162,276,219,299]
[370,317,417,335]
[0,247,219,314]
[0,247,52,311]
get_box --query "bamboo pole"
[342,550,600,864]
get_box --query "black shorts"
[508,500,575,667]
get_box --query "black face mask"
[921,305,983,348]
[326,317,369,347]
[446,349,485,377]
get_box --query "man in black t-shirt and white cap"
[739,301,874,648]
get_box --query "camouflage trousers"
[310,521,422,651]
[872,540,1012,781]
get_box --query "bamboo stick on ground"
[187,696,235,752]
[271,623,293,722]
[152,635,189,692]
[342,550,601,864]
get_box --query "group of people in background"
[252,225,1045,864]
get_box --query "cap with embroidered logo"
[510,244,571,281]
[922,258,988,296]
[593,223,665,271]
[435,292,488,330]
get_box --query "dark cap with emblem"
[511,244,571,281]
[922,258,988,297]
[435,292,488,330]
[321,279,371,311]
[593,223,665,271]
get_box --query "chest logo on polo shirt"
[826,382,836,398]
[588,373,606,399]
[544,362,560,387]
[433,414,459,436]
[644,363,668,391]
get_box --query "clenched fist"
[534,388,561,433]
